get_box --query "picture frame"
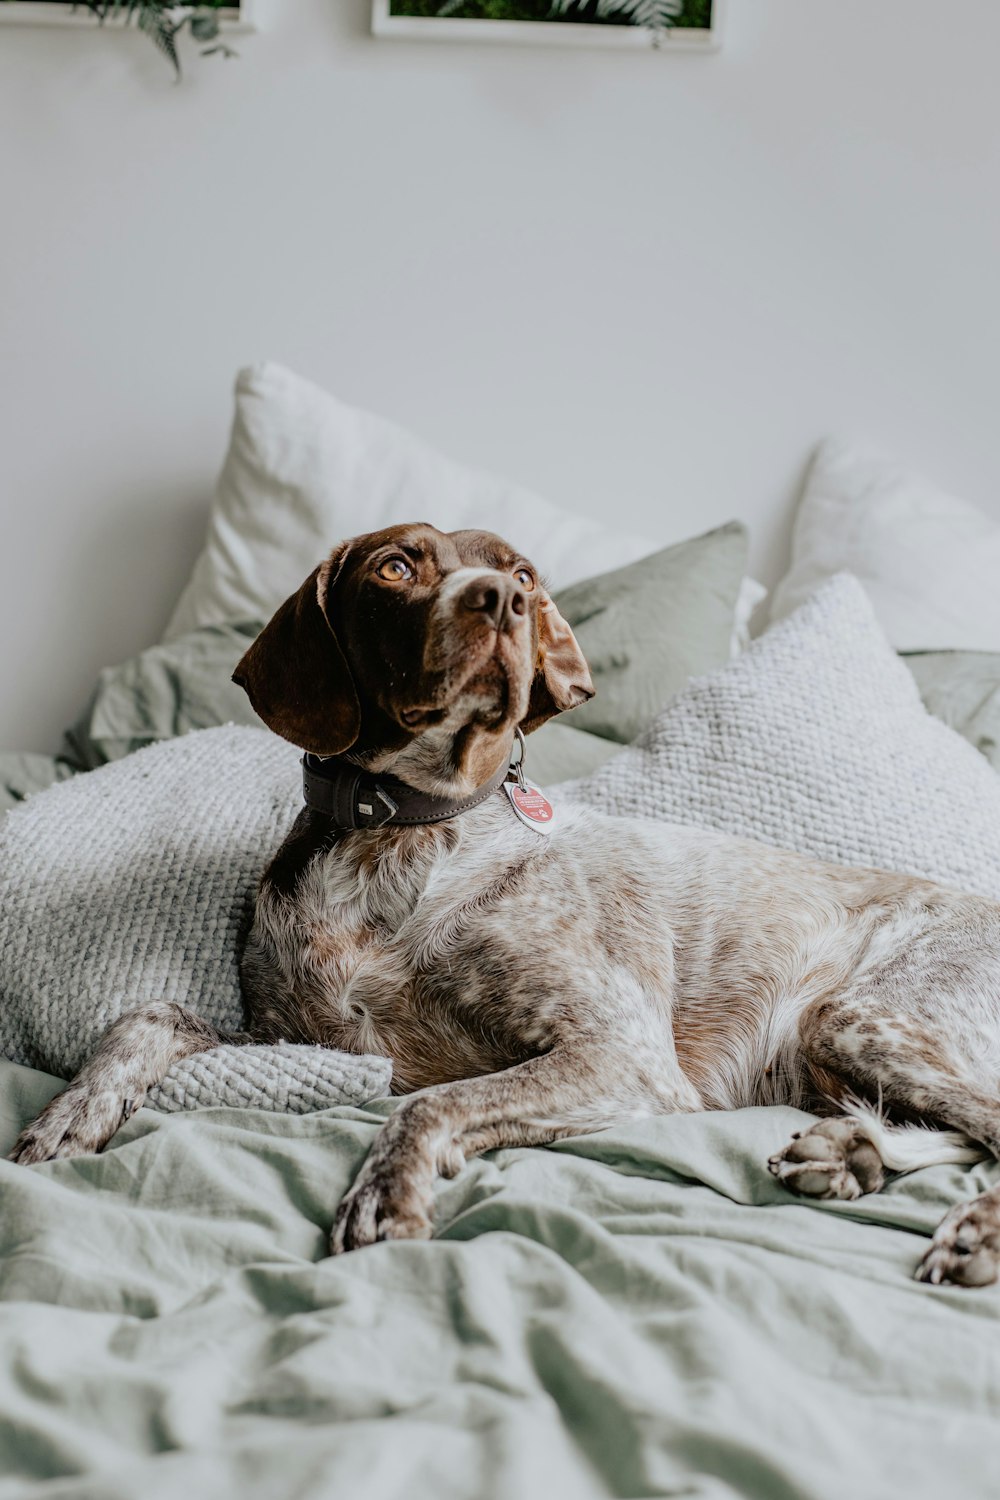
[0,1,257,31]
[371,0,721,51]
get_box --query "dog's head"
[232,523,593,793]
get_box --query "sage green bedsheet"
[2,1061,999,1499]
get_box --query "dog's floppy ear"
[520,591,594,735]
[232,545,361,756]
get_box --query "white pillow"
[731,575,767,656]
[564,574,1000,902]
[769,438,1000,651]
[166,363,656,640]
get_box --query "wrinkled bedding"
[1,1058,999,1499]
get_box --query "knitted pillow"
[0,727,392,1111]
[563,575,1000,902]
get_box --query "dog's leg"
[332,1045,696,1253]
[8,1002,243,1165]
[770,976,1000,1195]
[767,971,1000,1284]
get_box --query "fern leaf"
[71,0,236,75]
[550,0,682,26]
[608,0,683,27]
[138,7,182,78]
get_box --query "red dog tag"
[504,779,558,836]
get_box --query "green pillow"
[904,651,1000,772]
[54,524,748,786]
[61,621,264,770]
[549,521,749,745]
[2,624,264,815]
[0,753,77,812]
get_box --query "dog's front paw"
[330,1160,434,1254]
[8,1085,141,1165]
[768,1117,885,1201]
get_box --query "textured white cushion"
[146,1042,389,1116]
[769,438,1000,651]
[0,726,392,1110]
[166,363,655,640]
[565,575,1000,901]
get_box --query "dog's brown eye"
[377,556,413,582]
[513,566,535,591]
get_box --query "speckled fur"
[13,524,1000,1289]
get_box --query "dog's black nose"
[461,575,527,633]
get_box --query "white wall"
[2,0,999,752]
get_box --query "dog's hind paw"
[916,1199,1000,1288]
[8,1085,140,1165]
[768,1117,885,1201]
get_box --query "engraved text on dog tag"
[503,780,557,836]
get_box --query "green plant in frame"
[390,0,713,29]
[69,1,236,77]
[550,0,682,28]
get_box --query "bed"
[4,1061,1000,1499]
[3,369,1000,1499]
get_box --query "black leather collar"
[302,742,515,830]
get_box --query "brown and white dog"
[12,523,1000,1286]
